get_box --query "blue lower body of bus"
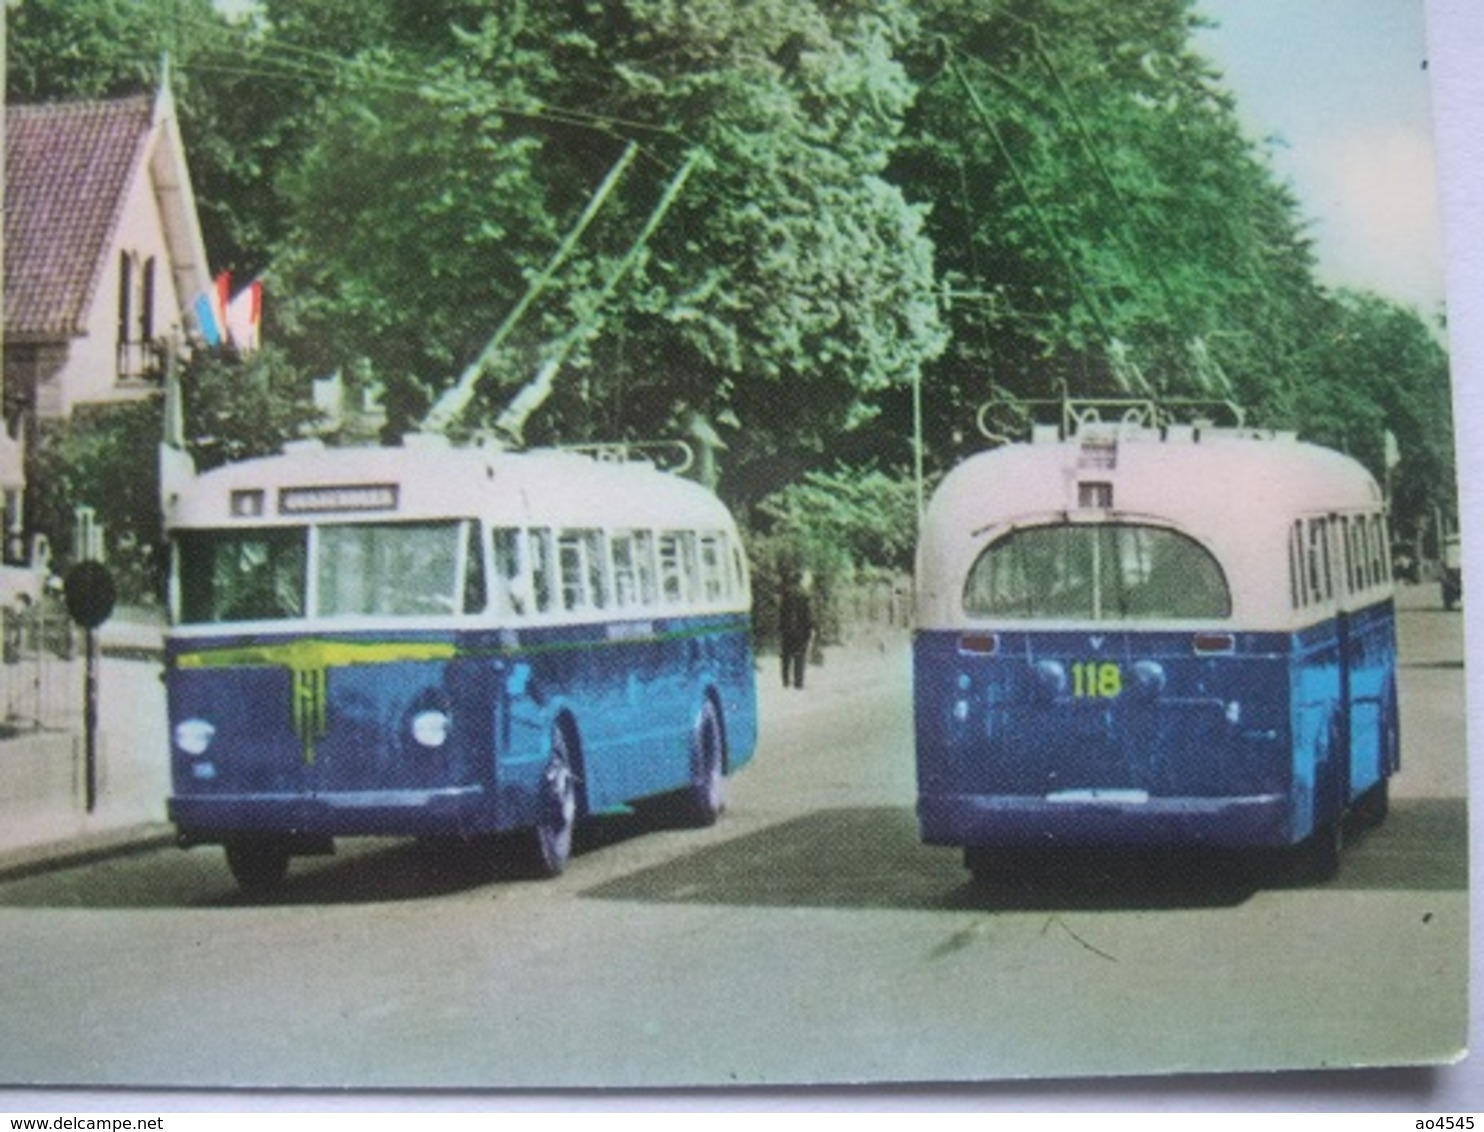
[165,614,757,844]
[914,607,1398,854]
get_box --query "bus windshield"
[177,520,480,624]
[317,521,469,617]
[963,522,1230,621]
[178,528,306,624]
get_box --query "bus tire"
[964,846,997,886]
[528,723,580,878]
[225,840,291,893]
[1284,818,1342,886]
[680,699,726,827]
[1351,778,1390,829]
[963,846,1035,886]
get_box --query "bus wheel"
[225,841,291,893]
[964,846,1042,886]
[681,700,725,827]
[1285,820,1342,886]
[1351,778,1390,829]
[964,846,997,886]
[529,725,579,877]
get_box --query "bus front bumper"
[918,790,1293,850]
[169,786,502,843]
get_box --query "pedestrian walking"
[779,570,814,689]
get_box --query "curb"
[0,822,175,883]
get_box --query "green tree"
[262,0,945,502]
[1294,293,1455,552]
[29,400,165,603]
[748,462,919,646]
[24,343,317,603]
[888,0,1330,466]
[177,344,322,471]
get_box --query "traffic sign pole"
[63,561,117,815]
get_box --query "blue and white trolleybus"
[164,439,758,890]
[913,412,1398,882]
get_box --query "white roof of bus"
[916,428,1384,629]
[165,442,738,533]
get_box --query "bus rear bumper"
[169,786,501,843]
[918,791,1292,850]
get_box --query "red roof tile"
[4,96,153,339]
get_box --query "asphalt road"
[0,589,1467,1091]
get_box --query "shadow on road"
[586,797,1467,913]
[0,802,707,908]
[0,797,1462,911]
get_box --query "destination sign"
[279,483,399,515]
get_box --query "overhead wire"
[157,4,696,162]
[946,22,1240,397]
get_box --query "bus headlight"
[410,709,451,748]
[174,718,217,756]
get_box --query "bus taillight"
[957,633,999,655]
[1192,632,1236,655]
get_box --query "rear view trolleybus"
[913,409,1398,883]
[164,440,758,890]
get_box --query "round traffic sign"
[64,560,117,629]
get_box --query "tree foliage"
[25,345,318,602]
[259,0,946,504]
[4,0,1458,572]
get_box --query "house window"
[116,251,157,380]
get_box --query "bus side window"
[556,529,609,611]
[584,530,609,610]
[1371,513,1389,584]
[611,530,658,609]
[699,533,726,602]
[558,531,585,610]
[1289,520,1307,608]
[464,520,488,613]
[528,528,555,613]
[1346,516,1364,594]
[492,528,529,615]
[657,533,685,604]
[611,532,638,608]
[680,532,699,602]
[633,530,658,606]
[1307,518,1331,604]
[1358,514,1376,591]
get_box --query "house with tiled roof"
[4,77,213,420]
[1,76,214,568]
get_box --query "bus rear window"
[178,528,307,624]
[964,523,1230,621]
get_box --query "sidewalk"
[0,621,914,880]
[0,615,173,880]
